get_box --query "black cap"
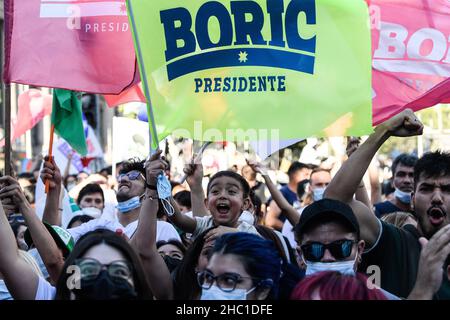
[295,199,360,239]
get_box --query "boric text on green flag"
[128,0,373,141]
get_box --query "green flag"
[51,89,87,156]
[128,0,373,142]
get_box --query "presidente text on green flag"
[128,0,372,142]
[51,89,88,156]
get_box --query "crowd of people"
[0,109,449,300]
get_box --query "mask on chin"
[394,188,412,204]
[116,196,142,213]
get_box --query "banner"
[128,0,373,142]
[370,0,450,124]
[4,0,136,94]
[0,89,52,148]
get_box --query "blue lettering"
[194,78,203,92]
[204,78,213,92]
[268,76,276,91]
[285,0,316,53]
[277,76,286,91]
[258,76,267,91]
[223,77,232,92]
[238,77,248,92]
[249,76,257,91]
[213,77,222,91]
[267,0,285,47]
[196,2,233,50]
[160,8,196,61]
[231,1,266,45]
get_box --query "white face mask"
[304,254,358,276]
[312,187,326,201]
[81,207,102,219]
[394,188,412,204]
[200,285,256,300]
[238,210,255,225]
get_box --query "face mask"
[157,174,175,216]
[67,182,77,192]
[81,207,102,219]
[74,270,137,300]
[238,210,255,226]
[312,187,326,201]
[200,285,256,300]
[304,254,358,276]
[116,196,141,213]
[163,255,182,273]
[394,188,412,204]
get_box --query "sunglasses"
[300,239,356,262]
[117,171,144,182]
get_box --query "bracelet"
[58,208,63,211]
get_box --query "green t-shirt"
[359,220,450,299]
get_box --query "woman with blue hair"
[198,232,285,300]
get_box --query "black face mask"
[163,255,182,273]
[74,270,138,300]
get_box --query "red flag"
[3,0,136,94]
[103,83,146,108]
[370,0,450,124]
[0,89,52,147]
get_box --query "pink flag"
[0,89,52,147]
[3,0,136,94]
[103,83,146,108]
[370,0,450,125]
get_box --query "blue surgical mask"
[157,174,174,216]
[200,285,256,300]
[116,196,142,213]
[394,188,411,204]
[313,187,326,201]
[304,255,357,276]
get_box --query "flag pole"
[179,141,212,184]
[3,83,12,176]
[45,124,55,193]
[127,0,160,154]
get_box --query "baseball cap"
[295,199,360,239]
[24,223,74,258]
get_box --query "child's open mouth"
[217,203,230,214]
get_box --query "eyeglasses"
[197,270,257,292]
[117,171,144,183]
[300,239,356,262]
[75,258,134,283]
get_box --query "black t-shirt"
[359,220,450,299]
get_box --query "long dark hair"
[172,227,217,300]
[55,229,152,300]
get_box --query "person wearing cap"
[324,109,450,299]
[294,198,364,276]
[293,198,400,300]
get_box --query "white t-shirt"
[68,217,181,243]
[35,277,56,300]
[0,280,13,300]
[192,216,260,240]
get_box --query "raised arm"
[130,150,173,299]
[184,160,208,217]
[0,176,65,284]
[40,157,63,226]
[247,160,300,226]
[346,137,372,209]
[0,184,39,300]
[324,109,423,247]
